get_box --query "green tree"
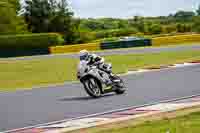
[8,0,21,13]
[79,18,130,31]
[174,11,195,22]
[148,24,162,34]
[24,0,52,32]
[79,19,104,31]
[176,24,184,32]
[176,23,192,33]
[197,4,200,16]
[193,16,200,33]
[163,25,177,33]
[24,0,76,43]
[0,0,27,34]
[0,1,14,34]
[48,0,75,43]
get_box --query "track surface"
[0,43,200,60]
[1,64,200,131]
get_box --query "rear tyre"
[114,76,126,95]
[115,87,125,94]
[83,77,102,98]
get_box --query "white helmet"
[79,50,89,60]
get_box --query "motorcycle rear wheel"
[113,76,126,94]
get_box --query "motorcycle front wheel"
[83,77,102,98]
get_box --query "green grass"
[107,50,200,73]
[91,111,200,133]
[0,58,78,91]
[1,50,200,91]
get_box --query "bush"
[148,24,162,34]
[192,16,200,33]
[152,34,200,46]
[0,33,64,48]
[162,25,177,34]
[73,32,96,44]
[94,28,138,39]
[0,33,64,57]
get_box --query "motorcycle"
[77,60,126,98]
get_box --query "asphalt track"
[0,43,200,60]
[0,64,200,131]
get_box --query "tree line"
[0,0,200,44]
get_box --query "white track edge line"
[3,93,200,133]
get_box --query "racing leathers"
[86,54,112,75]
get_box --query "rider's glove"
[77,72,80,79]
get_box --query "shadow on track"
[58,93,116,102]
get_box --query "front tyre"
[83,77,102,98]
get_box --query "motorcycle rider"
[78,50,116,82]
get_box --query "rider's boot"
[109,73,120,83]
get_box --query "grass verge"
[0,50,200,91]
[85,106,200,133]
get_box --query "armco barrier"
[100,38,152,50]
[49,43,100,54]
[152,34,200,46]
[49,34,200,55]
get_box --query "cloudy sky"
[69,0,199,18]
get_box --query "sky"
[69,0,200,18]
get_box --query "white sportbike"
[77,61,126,98]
